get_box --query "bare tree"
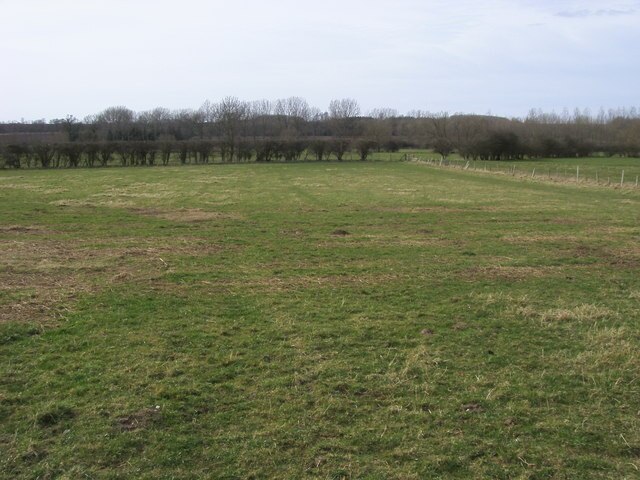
[95,106,135,141]
[248,99,273,138]
[329,98,361,138]
[214,96,248,161]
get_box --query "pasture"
[1,161,639,478]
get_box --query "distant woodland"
[1,97,639,168]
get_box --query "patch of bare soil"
[569,242,640,268]
[603,247,640,268]
[0,225,56,235]
[0,237,225,324]
[115,407,162,432]
[280,229,306,238]
[462,403,483,413]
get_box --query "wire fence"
[408,156,640,189]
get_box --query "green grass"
[1,162,639,479]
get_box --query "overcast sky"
[1,0,639,121]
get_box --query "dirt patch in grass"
[604,245,640,268]
[462,403,483,413]
[572,244,604,257]
[463,265,562,281]
[0,280,75,325]
[130,207,241,222]
[280,229,307,238]
[0,237,225,324]
[51,198,129,208]
[36,406,76,428]
[0,225,56,235]
[115,407,162,432]
[0,239,97,324]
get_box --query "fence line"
[408,156,640,190]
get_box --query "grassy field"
[1,162,639,479]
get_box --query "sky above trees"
[1,0,638,121]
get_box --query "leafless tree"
[329,98,361,138]
[214,97,249,161]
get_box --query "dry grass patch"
[1,183,68,194]
[475,295,620,323]
[587,226,638,235]
[464,265,561,282]
[382,344,443,391]
[0,225,56,235]
[469,291,520,307]
[602,245,640,268]
[550,217,579,225]
[367,237,452,247]
[50,198,133,208]
[514,305,538,319]
[574,327,639,371]
[502,234,581,244]
[130,207,241,222]
[197,272,405,294]
[540,304,614,322]
[0,238,207,324]
[372,205,507,214]
[91,192,171,199]
[469,291,538,318]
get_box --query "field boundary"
[409,155,640,190]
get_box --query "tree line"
[1,98,639,168]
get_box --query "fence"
[408,156,640,189]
